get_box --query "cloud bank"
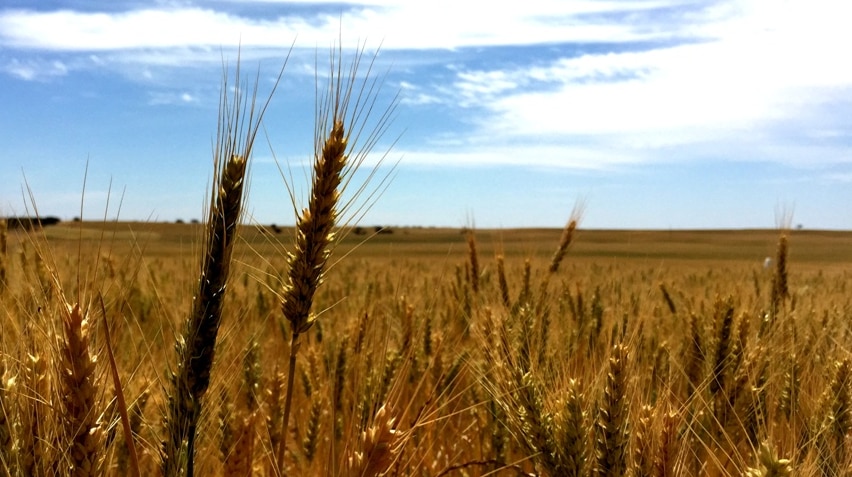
[2,0,851,171]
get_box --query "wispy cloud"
[397,81,441,105]
[4,58,69,80]
[823,171,852,183]
[396,145,645,170]
[147,90,200,105]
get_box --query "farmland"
[2,220,852,476]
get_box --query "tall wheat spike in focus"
[276,44,397,474]
[163,53,286,477]
[164,152,248,477]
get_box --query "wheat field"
[3,218,852,476]
[2,49,852,477]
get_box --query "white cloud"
[0,1,690,54]
[6,60,35,80]
[397,145,645,170]
[823,172,852,183]
[439,0,852,164]
[148,90,200,105]
[0,1,741,81]
[4,58,69,80]
[399,92,441,106]
[0,8,307,51]
[395,81,440,105]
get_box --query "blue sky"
[2,0,852,229]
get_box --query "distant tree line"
[353,226,393,235]
[2,216,61,230]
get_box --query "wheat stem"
[0,218,7,295]
[100,297,140,477]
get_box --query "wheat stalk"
[218,391,235,468]
[163,152,249,477]
[710,297,735,400]
[276,43,397,473]
[487,398,507,468]
[770,234,790,319]
[595,343,630,477]
[279,115,347,337]
[58,303,103,477]
[302,397,322,462]
[684,313,705,400]
[559,378,588,477]
[654,409,678,477]
[224,340,263,474]
[276,115,347,471]
[333,335,348,442]
[495,254,511,310]
[631,404,655,477]
[778,354,800,421]
[746,441,793,477]
[517,258,532,308]
[224,411,257,476]
[346,405,400,477]
[0,218,7,295]
[164,51,286,476]
[117,389,149,475]
[466,230,479,295]
[549,218,578,274]
[816,358,852,474]
[0,354,12,472]
[20,353,48,477]
[264,368,285,476]
[658,283,676,315]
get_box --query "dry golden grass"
[5,43,852,477]
[4,219,852,475]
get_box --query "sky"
[1,0,852,229]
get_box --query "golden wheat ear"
[548,203,584,274]
[770,233,789,319]
[59,303,104,477]
[346,404,400,477]
[275,42,398,474]
[162,50,289,477]
[594,343,630,477]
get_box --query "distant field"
[22,221,852,267]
